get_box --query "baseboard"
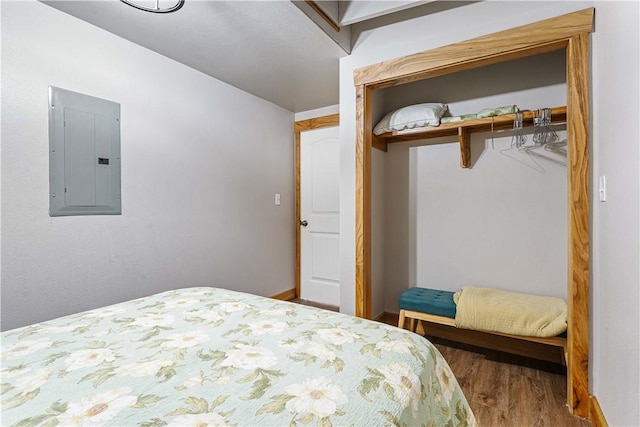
[589,395,608,427]
[269,288,296,301]
[374,311,399,326]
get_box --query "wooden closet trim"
[353,8,594,418]
[355,86,372,319]
[294,114,340,299]
[566,32,590,415]
[353,8,594,88]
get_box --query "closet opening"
[373,48,569,320]
[353,8,593,417]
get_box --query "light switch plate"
[599,175,606,202]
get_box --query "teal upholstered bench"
[398,287,456,319]
[397,287,567,364]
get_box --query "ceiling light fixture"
[120,0,185,14]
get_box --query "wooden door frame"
[294,114,340,298]
[353,9,593,417]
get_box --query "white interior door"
[300,125,340,306]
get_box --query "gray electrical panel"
[49,87,121,216]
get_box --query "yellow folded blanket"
[453,286,567,337]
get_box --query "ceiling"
[333,0,431,26]
[42,0,350,113]
[42,1,435,113]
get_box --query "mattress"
[1,287,475,426]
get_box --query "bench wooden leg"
[398,310,407,329]
[399,310,429,336]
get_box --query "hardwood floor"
[288,301,590,426]
[290,298,339,312]
[430,336,589,426]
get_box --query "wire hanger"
[533,107,558,145]
[501,107,566,171]
[511,111,527,148]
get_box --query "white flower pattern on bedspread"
[57,387,138,425]
[1,287,476,427]
[285,376,348,417]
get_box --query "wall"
[294,104,339,122]
[340,1,639,425]
[1,1,295,331]
[412,134,567,296]
[591,2,640,424]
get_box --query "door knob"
[300,220,308,227]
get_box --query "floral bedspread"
[1,287,475,427]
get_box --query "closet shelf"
[372,106,567,168]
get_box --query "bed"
[1,287,475,426]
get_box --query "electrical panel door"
[49,87,121,216]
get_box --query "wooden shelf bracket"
[458,127,471,168]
